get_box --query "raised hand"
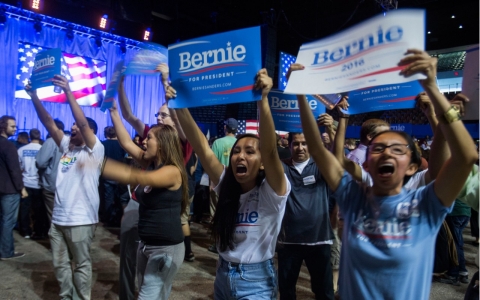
[336,96,350,116]
[155,63,170,87]
[416,92,435,117]
[165,85,177,102]
[52,75,72,93]
[398,49,437,89]
[286,63,305,81]
[317,113,334,127]
[255,68,273,99]
[24,81,37,98]
[450,93,469,117]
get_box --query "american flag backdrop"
[278,52,296,91]
[216,119,259,137]
[14,42,106,107]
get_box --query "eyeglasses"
[155,112,170,119]
[369,143,410,155]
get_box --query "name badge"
[303,175,316,185]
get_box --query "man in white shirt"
[17,129,43,239]
[25,75,104,300]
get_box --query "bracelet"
[440,106,461,124]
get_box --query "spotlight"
[30,0,43,10]
[427,31,431,34]
[33,19,42,34]
[143,28,151,41]
[95,35,102,48]
[451,15,455,18]
[459,25,463,29]
[99,14,108,29]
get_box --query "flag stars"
[21,66,29,73]
[16,74,20,80]
[20,56,26,62]
[27,61,34,67]
[25,44,31,48]
[18,48,24,53]
[26,52,33,57]
[32,49,38,53]
[22,78,29,86]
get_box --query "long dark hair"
[211,134,265,252]
[149,125,189,215]
[367,130,422,185]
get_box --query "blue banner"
[268,90,325,132]
[125,43,168,76]
[345,81,424,114]
[168,27,262,108]
[30,48,62,89]
[101,60,125,112]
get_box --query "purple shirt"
[346,144,368,166]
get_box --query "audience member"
[17,128,43,239]
[0,115,26,260]
[26,75,105,300]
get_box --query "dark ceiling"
[4,0,479,55]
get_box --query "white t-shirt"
[214,169,291,264]
[53,135,105,226]
[18,143,42,189]
[361,169,428,190]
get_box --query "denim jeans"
[446,215,470,277]
[277,244,334,300]
[214,256,278,300]
[0,193,21,258]
[136,241,184,300]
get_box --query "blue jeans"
[214,256,278,300]
[0,193,21,258]
[446,215,470,277]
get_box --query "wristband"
[440,106,461,124]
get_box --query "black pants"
[278,244,334,300]
[470,209,479,239]
[19,187,43,236]
[30,188,49,236]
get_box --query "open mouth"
[71,132,78,138]
[378,163,395,176]
[236,164,247,175]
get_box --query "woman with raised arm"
[169,69,290,299]
[101,100,189,300]
[292,49,478,300]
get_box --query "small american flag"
[278,52,296,91]
[237,120,259,135]
[14,42,106,107]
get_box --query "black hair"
[225,126,237,134]
[29,128,41,140]
[287,132,303,148]
[211,134,265,252]
[85,117,98,135]
[366,130,422,184]
[54,119,65,131]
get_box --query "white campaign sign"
[285,9,426,95]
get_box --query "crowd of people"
[0,49,478,300]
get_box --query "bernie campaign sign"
[167,26,262,108]
[30,48,62,90]
[285,9,425,95]
[268,90,326,132]
[345,81,424,114]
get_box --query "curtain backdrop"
[0,16,165,140]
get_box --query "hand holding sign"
[450,93,470,117]
[24,81,37,98]
[416,92,435,118]
[52,75,72,93]
[399,49,438,89]
[155,63,170,87]
[255,69,273,99]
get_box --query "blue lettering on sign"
[236,210,259,225]
[312,26,403,66]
